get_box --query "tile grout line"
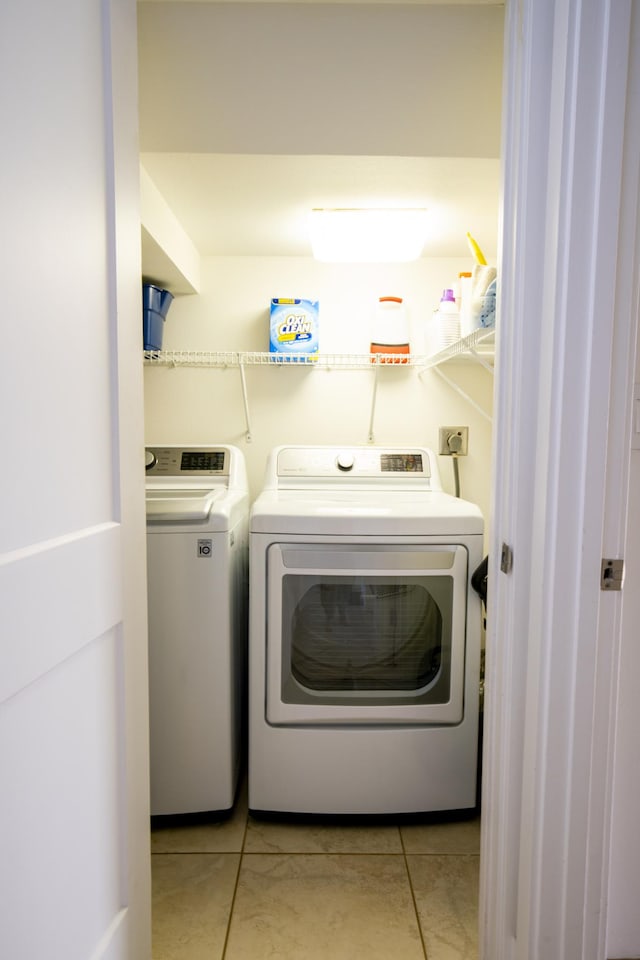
[219,806,251,960]
[400,828,430,960]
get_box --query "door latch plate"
[500,542,513,575]
[601,558,624,591]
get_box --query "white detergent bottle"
[428,288,460,355]
[370,296,410,363]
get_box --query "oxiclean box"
[270,299,319,360]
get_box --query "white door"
[481,1,640,958]
[0,1,151,958]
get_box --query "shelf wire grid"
[143,327,495,370]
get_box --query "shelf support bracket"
[430,366,492,422]
[368,363,379,442]
[238,361,253,442]
[467,346,495,375]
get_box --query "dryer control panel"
[275,446,437,481]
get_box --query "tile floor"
[151,774,480,960]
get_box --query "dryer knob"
[336,452,355,472]
[145,449,157,471]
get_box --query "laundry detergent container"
[143,283,174,350]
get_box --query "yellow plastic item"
[466,231,487,266]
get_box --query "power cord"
[447,432,463,498]
[452,456,461,498]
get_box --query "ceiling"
[137,1,504,261]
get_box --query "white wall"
[137,2,504,159]
[143,255,494,540]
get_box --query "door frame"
[106,0,152,954]
[481,1,640,958]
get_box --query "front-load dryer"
[145,444,249,816]
[248,445,484,816]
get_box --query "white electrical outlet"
[438,426,469,456]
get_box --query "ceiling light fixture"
[309,207,429,263]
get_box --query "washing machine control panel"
[145,446,229,476]
[276,447,432,479]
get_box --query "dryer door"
[265,542,470,725]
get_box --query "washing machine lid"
[146,488,226,524]
[250,488,484,536]
[145,444,250,529]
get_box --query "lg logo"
[197,539,213,558]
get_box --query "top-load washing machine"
[248,445,484,816]
[145,444,249,816]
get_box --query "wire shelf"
[143,326,495,370]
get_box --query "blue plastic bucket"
[143,284,173,349]
[143,308,166,350]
